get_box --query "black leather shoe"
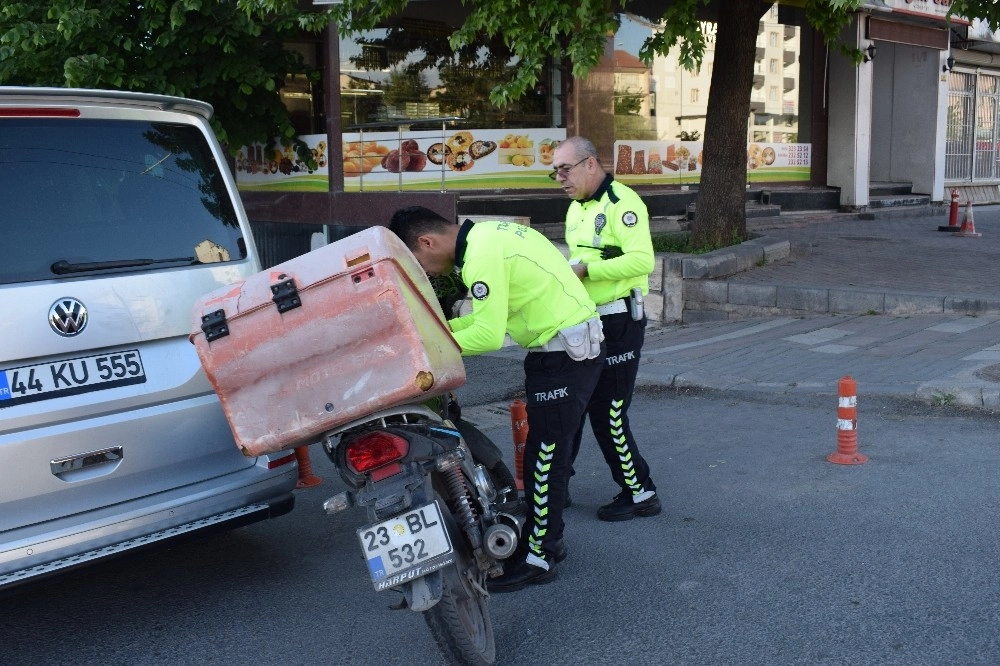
[552,539,568,563]
[597,491,662,522]
[487,558,558,593]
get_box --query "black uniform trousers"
[570,309,655,496]
[521,345,604,564]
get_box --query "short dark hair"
[388,206,453,250]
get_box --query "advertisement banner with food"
[236,129,567,192]
[612,140,811,185]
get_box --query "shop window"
[338,25,553,130]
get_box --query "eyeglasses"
[548,157,590,180]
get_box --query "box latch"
[201,309,229,342]
[271,277,302,313]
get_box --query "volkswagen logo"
[49,298,89,337]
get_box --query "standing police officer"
[388,206,605,592]
[552,136,661,521]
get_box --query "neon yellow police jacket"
[565,175,655,306]
[448,219,597,356]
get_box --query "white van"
[0,88,298,592]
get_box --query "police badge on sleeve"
[471,281,490,300]
[622,211,638,227]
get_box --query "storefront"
[246,2,966,261]
[239,4,816,199]
[945,19,1000,199]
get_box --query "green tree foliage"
[0,0,319,157]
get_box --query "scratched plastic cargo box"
[190,225,465,456]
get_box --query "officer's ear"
[415,233,436,251]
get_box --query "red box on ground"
[190,225,465,457]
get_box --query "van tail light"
[346,432,409,474]
[267,452,296,469]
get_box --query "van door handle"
[51,446,124,482]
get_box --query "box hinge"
[201,309,229,342]
[271,277,302,313]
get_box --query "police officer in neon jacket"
[389,206,605,592]
[553,136,660,522]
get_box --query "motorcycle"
[320,394,522,666]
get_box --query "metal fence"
[945,70,1000,183]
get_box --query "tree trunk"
[689,0,767,249]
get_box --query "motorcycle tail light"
[345,431,409,474]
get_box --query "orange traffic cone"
[294,445,323,488]
[828,376,868,465]
[510,400,528,491]
[955,202,982,238]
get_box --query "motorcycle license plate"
[357,501,455,591]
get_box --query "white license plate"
[0,349,146,408]
[358,501,455,591]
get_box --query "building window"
[338,25,550,130]
[769,32,778,47]
[769,86,778,101]
[690,88,700,103]
[769,59,778,74]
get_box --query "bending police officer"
[388,206,605,592]
[552,136,661,521]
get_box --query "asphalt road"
[4,377,1000,666]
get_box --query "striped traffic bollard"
[828,376,868,465]
[510,399,528,491]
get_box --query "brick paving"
[733,210,999,300]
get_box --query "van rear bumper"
[0,464,297,595]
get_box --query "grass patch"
[651,231,745,255]
[930,391,957,407]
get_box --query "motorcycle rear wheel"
[423,550,496,666]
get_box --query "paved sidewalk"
[638,205,1000,409]
[638,312,1000,409]
[488,206,1000,410]
[738,206,999,308]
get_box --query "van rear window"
[0,119,247,284]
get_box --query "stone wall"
[647,237,791,324]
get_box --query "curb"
[635,366,999,412]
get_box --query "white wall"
[826,16,871,208]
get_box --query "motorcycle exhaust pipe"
[484,522,518,559]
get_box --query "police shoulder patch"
[471,281,490,300]
[622,211,638,227]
